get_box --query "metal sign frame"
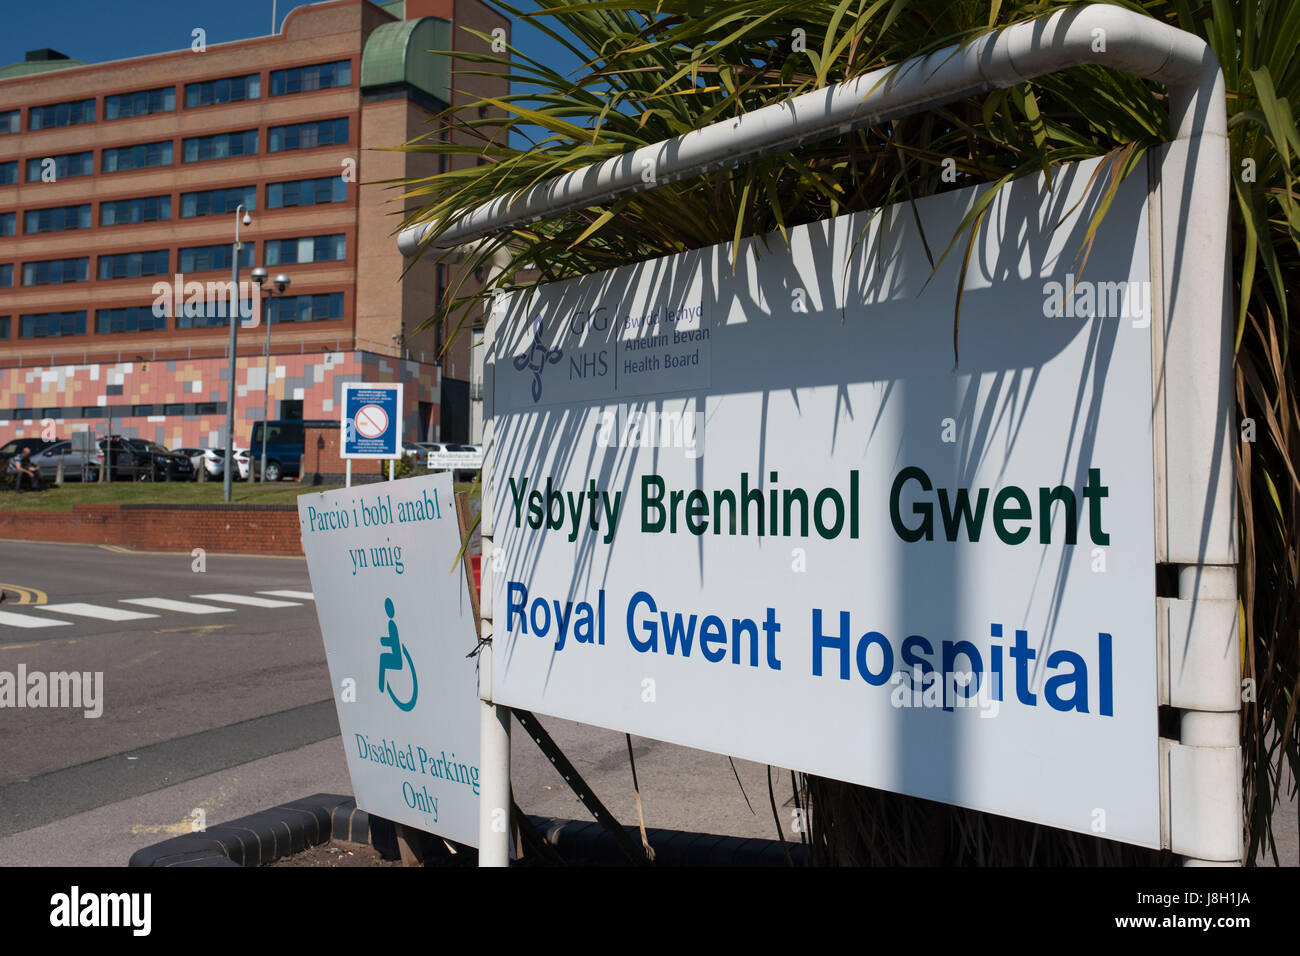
[399,6,1238,867]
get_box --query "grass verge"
[0,477,479,511]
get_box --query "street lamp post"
[222,205,251,503]
[250,268,291,482]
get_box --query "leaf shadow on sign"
[490,154,1152,821]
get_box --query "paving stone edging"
[127,793,807,867]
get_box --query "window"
[180,185,255,218]
[132,404,157,416]
[184,74,260,108]
[96,306,167,334]
[0,212,14,236]
[104,87,175,119]
[0,161,15,185]
[178,243,253,273]
[175,297,254,329]
[0,110,18,134]
[0,264,11,287]
[165,404,185,415]
[102,141,173,172]
[183,129,258,163]
[81,408,105,419]
[26,151,93,182]
[264,234,346,266]
[266,292,344,324]
[24,204,91,233]
[195,402,219,415]
[29,99,95,130]
[22,257,89,285]
[19,311,86,338]
[265,176,347,209]
[0,317,8,339]
[270,59,351,96]
[100,195,171,226]
[267,118,348,152]
[98,250,169,280]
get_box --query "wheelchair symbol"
[377,597,418,712]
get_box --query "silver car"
[13,440,101,481]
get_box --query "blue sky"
[0,0,587,149]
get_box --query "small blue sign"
[342,382,403,459]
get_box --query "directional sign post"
[342,382,404,486]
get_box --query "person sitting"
[13,447,41,492]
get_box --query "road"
[1,538,1291,867]
[0,539,795,865]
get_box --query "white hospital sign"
[489,155,1164,847]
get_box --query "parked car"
[189,448,250,481]
[97,436,194,481]
[0,438,59,476]
[173,447,207,477]
[13,440,101,481]
[248,420,334,481]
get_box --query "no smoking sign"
[342,383,403,460]
[355,404,389,439]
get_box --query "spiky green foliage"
[394,0,1299,864]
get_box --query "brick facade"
[0,503,303,554]
[300,423,385,485]
[0,0,507,447]
[0,348,437,450]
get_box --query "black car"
[97,436,194,481]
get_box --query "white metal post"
[345,458,351,489]
[476,283,510,866]
[478,696,510,866]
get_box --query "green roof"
[378,0,405,17]
[361,16,450,104]
[0,58,85,80]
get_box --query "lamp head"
[273,274,291,294]
[250,267,268,287]
[242,212,252,227]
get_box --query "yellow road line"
[0,583,48,605]
[0,638,80,651]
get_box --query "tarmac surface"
[0,538,1292,866]
[0,539,795,865]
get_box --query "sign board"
[489,154,1162,847]
[427,449,484,471]
[342,382,403,459]
[298,472,481,847]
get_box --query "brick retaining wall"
[0,504,304,555]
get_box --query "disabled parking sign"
[342,382,403,459]
[298,472,481,847]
